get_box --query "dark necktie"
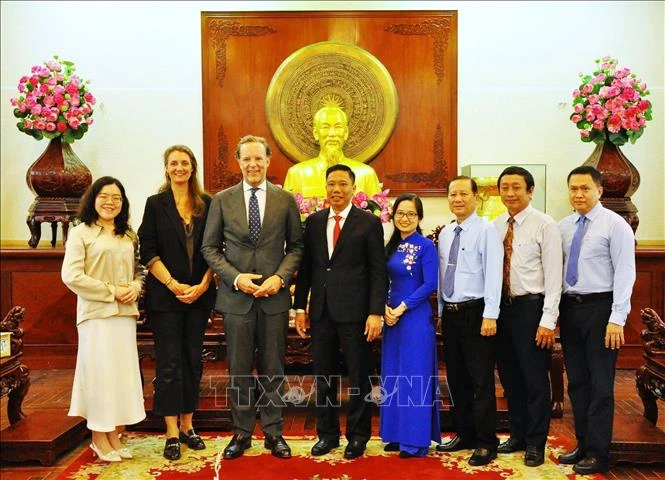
[442,225,462,297]
[566,215,587,286]
[333,215,342,249]
[502,216,515,298]
[248,187,261,244]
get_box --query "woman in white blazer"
[61,176,145,462]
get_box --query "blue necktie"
[566,216,587,286]
[443,226,462,297]
[248,187,261,244]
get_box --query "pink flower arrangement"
[10,56,96,144]
[570,56,652,146]
[293,190,392,223]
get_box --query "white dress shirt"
[243,179,267,222]
[495,205,563,330]
[326,202,353,258]
[559,202,636,326]
[438,213,503,319]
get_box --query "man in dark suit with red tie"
[294,164,387,460]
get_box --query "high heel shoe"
[90,442,122,462]
[116,447,133,459]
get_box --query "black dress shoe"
[558,446,585,465]
[344,440,366,459]
[384,442,399,452]
[573,456,608,475]
[223,434,252,460]
[497,437,526,454]
[311,438,340,456]
[436,435,476,452]
[524,446,545,467]
[163,437,181,461]
[179,429,206,450]
[264,434,291,459]
[468,447,497,466]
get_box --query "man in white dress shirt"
[556,165,635,475]
[436,175,503,466]
[493,166,562,467]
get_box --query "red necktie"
[333,215,342,249]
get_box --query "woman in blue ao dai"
[380,193,440,458]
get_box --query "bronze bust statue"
[283,106,382,198]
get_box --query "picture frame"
[461,164,547,220]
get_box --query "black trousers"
[150,309,209,417]
[442,302,498,450]
[497,296,551,449]
[224,304,289,437]
[559,295,617,464]
[311,307,373,445]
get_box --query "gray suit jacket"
[201,181,303,315]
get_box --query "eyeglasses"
[97,194,123,204]
[394,211,418,220]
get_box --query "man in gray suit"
[202,134,303,460]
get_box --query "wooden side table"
[26,197,80,248]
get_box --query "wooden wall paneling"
[201,11,458,196]
[1,244,660,369]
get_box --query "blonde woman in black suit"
[138,145,216,460]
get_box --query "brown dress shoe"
[573,456,608,475]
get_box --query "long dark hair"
[77,176,131,236]
[386,193,424,257]
[158,144,207,217]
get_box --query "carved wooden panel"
[201,11,458,195]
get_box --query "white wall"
[2,1,663,244]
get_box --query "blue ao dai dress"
[380,232,440,456]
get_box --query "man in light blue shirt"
[436,176,503,467]
[557,166,635,475]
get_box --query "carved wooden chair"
[0,306,30,425]
[636,307,665,424]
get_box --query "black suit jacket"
[294,205,387,324]
[138,190,216,312]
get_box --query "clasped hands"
[236,273,282,298]
[114,284,140,304]
[166,278,210,304]
[384,302,407,326]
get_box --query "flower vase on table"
[10,55,96,247]
[570,56,652,234]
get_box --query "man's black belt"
[562,292,613,304]
[502,293,544,306]
[442,298,484,313]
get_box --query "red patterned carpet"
[56,433,607,480]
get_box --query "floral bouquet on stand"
[10,55,96,144]
[570,56,652,146]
